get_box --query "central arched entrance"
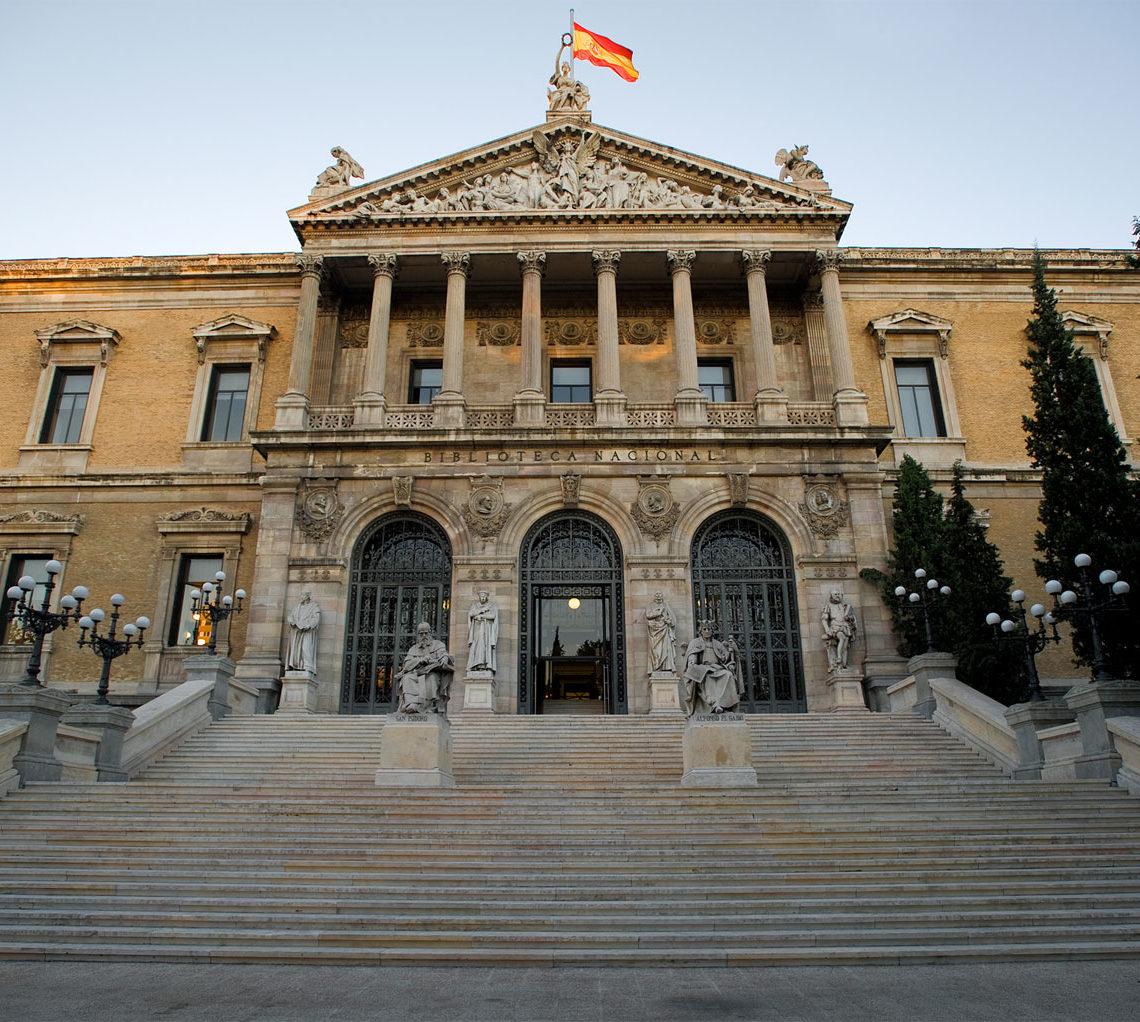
[518,511,627,714]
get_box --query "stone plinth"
[907,651,958,720]
[461,671,494,713]
[1065,680,1140,782]
[375,713,456,788]
[0,719,28,794]
[649,672,683,715]
[826,667,867,711]
[1004,700,1075,780]
[278,670,319,713]
[681,714,757,787]
[0,685,74,783]
[184,655,235,721]
[61,703,135,782]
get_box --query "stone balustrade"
[929,675,1018,775]
[1106,717,1140,796]
[0,719,27,796]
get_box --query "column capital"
[517,251,547,277]
[441,251,471,278]
[741,249,772,274]
[802,290,825,311]
[666,250,696,275]
[814,249,842,274]
[591,250,621,276]
[295,254,325,281]
[367,253,399,280]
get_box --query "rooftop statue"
[548,35,590,112]
[775,144,824,184]
[314,147,364,190]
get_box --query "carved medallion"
[406,322,444,347]
[560,473,580,507]
[696,318,736,345]
[476,321,521,347]
[297,483,344,542]
[618,318,667,346]
[545,319,597,347]
[393,476,413,507]
[461,475,512,539]
[631,479,680,540]
[797,480,850,539]
[338,303,371,348]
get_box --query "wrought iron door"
[690,511,806,713]
[518,511,627,714]
[341,513,451,714]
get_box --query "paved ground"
[2,961,1139,1021]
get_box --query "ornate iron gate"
[341,513,451,714]
[690,511,806,713]
[518,511,627,714]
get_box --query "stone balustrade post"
[815,250,868,426]
[591,250,627,426]
[275,254,324,429]
[741,249,787,423]
[434,251,470,428]
[668,250,708,426]
[514,251,547,426]
[354,253,398,427]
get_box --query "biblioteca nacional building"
[1,90,1136,719]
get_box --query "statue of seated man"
[396,622,455,716]
[683,621,744,716]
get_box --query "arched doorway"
[340,513,452,714]
[690,511,807,713]
[518,511,627,715]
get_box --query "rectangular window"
[698,359,736,403]
[168,553,224,647]
[551,360,592,403]
[408,361,443,404]
[201,364,250,442]
[39,368,93,444]
[894,360,946,438]
[1,555,51,644]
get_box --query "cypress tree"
[1021,252,1140,677]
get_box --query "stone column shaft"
[518,252,545,394]
[742,249,787,423]
[816,251,858,394]
[593,251,621,395]
[668,251,701,395]
[362,255,398,399]
[287,256,324,396]
[440,252,469,396]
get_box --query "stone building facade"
[1,110,1136,715]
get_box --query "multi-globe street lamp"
[895,567,952,653]
[189,571,247,655]
[77,595,150,705]
[3,560,88,687]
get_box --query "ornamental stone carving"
[797,480,850,539]
[295,254,325,281]
[548,39,591,113]
[560,472,580,507]
[440,252,470,277]
[695,319,736,345]
[545,319,597,347]
[297,482,344,542]
[476,321,521,347]
[592,250,621,275]
[618,319,667,346]
[666,250,697,275]
[0,509,83,527]
[313,147,364,190]
[393,476,413,507]
[461,475,512,539]
[775,145,825,183]
[159,507,248,524]
[338,304,371,348]
[727,473,749,507]
[517,251,547,276]
[367,253,399,280]
[631,479,680,540]
[406,322,444,347]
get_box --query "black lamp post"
[77,595,150,705]
[1057,553,1131,683]
[189,571,247,655]
[895,567,952,653]
[986,587,1062,702]
[4,559,88,687]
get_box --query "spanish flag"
[573,22,639,82]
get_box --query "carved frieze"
[297,483,344,543]
[618,318,667,346]
[338,304,371,348]
[477,321,521,347]
[406,322,444,347]
[0,509,83,527]
[461,475,512,539]
[797,479,850,539]
[160,507,247,524]
[631,479,680,540]
[545,319,597,347]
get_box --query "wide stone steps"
[1,712,1139,964]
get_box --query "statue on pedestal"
[683,621,744,716]
[548,35,590,113]
[396,622,455,715]
[286,591,320,672]
[821,589,858,672]
[466,592,499,673]
[646,591,677,673]
[314,147,364,190]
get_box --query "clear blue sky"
[2,0,1136,258]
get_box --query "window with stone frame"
[697,358,737,403]
[167,553,225,647]
[200,364,251,442]
[893,360,946,438]
[1,554,51,645]
[408,360,443,404]
[39,368,94,444]
[550,359,592,403]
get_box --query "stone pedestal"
[593,393,628,427]
[673,392,709,427]
[907,651,958,720]
[826,667,868,711]
[862,654,910,713]
[649,672,683,715]
[681,714,757,787]
[461,671,495,713]
[754,393,789,424]
[278,669,319,714]
[61,703,135,782]
[0,685,74,783]
[273,393,310,431]
[512,393,546,427]
[352,393,387,428]
[0,719,28,794]
[1004,700,1075,780]
[375,713,456,788]
[1065,680,1140,782]
[184,655,235,721]
[234,655,284,715]
[431,393,466,428]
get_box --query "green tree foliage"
[1021,253,1140,677]
[1129,216,1140,269]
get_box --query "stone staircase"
[1,712,1139,965]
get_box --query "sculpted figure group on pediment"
[352,131,785,218]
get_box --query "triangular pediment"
[288,119,851,235]
[868,309,953,335]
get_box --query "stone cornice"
[0,253,299,284]
[839,248,1132,271]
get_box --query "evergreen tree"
[1129,216,1140,269]
[1021,252,1140,677]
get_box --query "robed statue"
[821,589,858,672]
[467,591,499,673]
[286,590,320,673]
[396,622,455,715]
[645,591,677,673]
[683,621,744,716]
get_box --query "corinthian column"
[275,254,324,429]
[354,253,398,427]
[434,251,470,428]
[742,249,788,423]
[667,250,707,426]
[815,250,868,426]
[514,251,547,426]
[592,250,627,426]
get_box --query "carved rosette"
[393,476,413,507]
[797,480,850,539]
[297,483,344,542]
[560,473,580,507]
[631,479,680,540]
[461,475,512,539]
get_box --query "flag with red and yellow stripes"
[572,22,639,82]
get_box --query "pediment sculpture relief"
[351,130,790,217]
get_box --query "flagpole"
[569,9,576,83]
